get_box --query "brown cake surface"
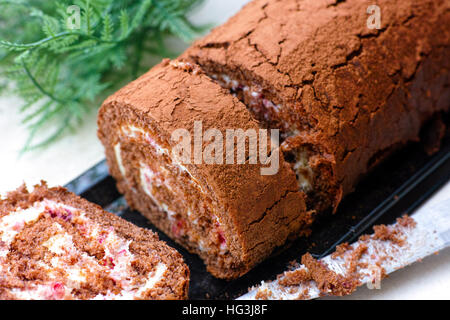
[98,59,310,279]
[184,0,450,211]
[98,0,449,280]
[0,182,189,300]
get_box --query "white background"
[0,0,448,299]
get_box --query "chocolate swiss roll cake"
[98,60,309,279]
[184,0,450,212]
[0,183,189,300]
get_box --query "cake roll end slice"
[0,182,189,300]
[98,59,310,279]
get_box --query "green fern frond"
[130,0,153,32]
[0,0,208,151]
[101,14,113,41]
[119,10,130,40]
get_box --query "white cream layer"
[293,150,313,192]
[117,125,229,254]
[114,143,127,176]
[213,74,314,192]
[0,200,167,300]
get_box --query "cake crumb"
[396,215,417,229]
[301,253,359,296]
[255,288,273,300]
[331,242,351,259]
[278,268,311,286]
[371,224,405,246]
[347,244,368,274]
[253,214,419,300]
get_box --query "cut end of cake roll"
[0,182,189,300]
[184,0,450,213]
[98,59,310,279]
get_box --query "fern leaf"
[119,10,129,40]
[101,14,113,41]
[0,0,209,150]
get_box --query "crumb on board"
[252,214,418,300]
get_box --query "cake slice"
[184,0,450,212]
[98,59,310,279]
[0,182,189,300]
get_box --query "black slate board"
[65,133,450,300]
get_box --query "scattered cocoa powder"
[296,288,310,300]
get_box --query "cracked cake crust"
[184,0,450,211]
[98,59,310,279]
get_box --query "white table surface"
[0,0,448,300]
